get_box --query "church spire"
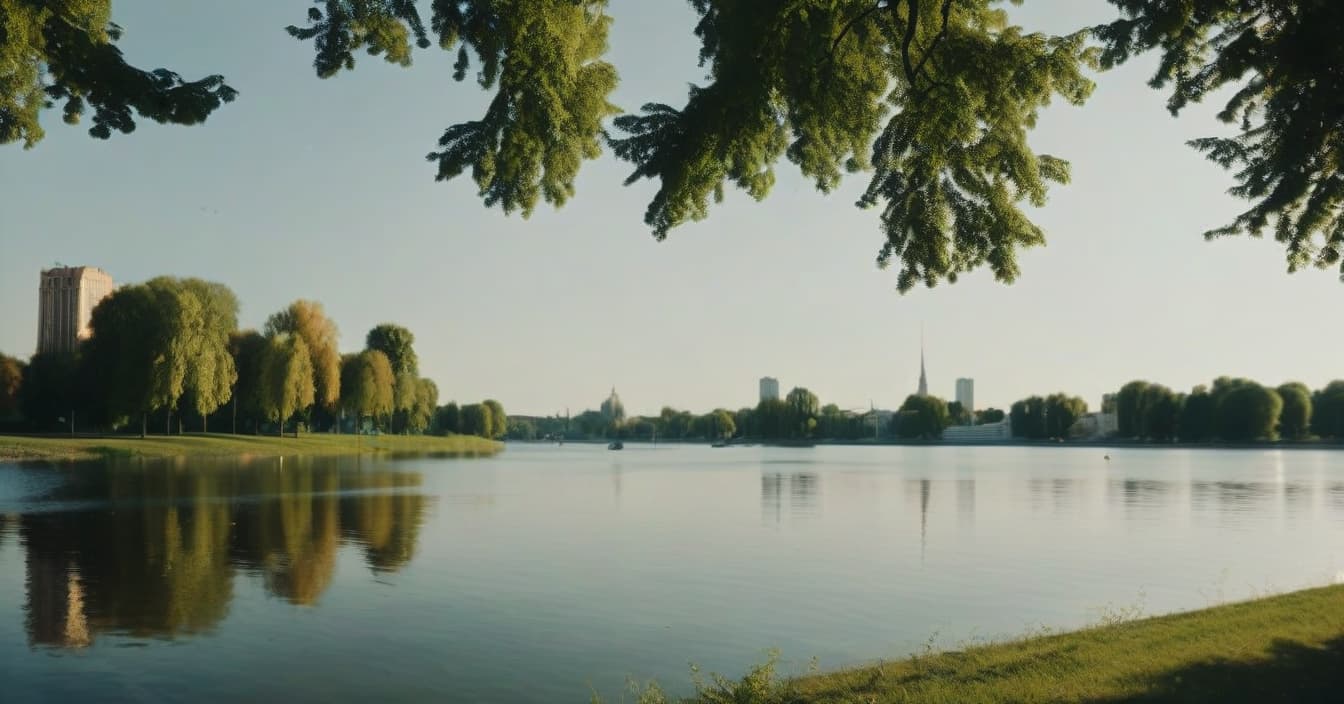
[917,328,928,397]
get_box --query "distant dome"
[600,387,626,422]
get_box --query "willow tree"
[228,330,268,434]
[1043,393,1088,439]
[339,350,395,432]
[1213,378,1282,442]
[1275,382,1313,441]
[260,334,316,437]
[177,278,240,432]
[407,379,439,434]
[84,281,197,436]
[482,399,507,439]
[265,300,341,414]
[9,1,1343,286]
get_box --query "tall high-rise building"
[759,377,780,402]
[37,266,114,355]
[956,378,974,413]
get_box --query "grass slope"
[0,432,502,462]
[614,584,1344,703]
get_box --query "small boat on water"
[711,441,729,448]
[608,441,624,450]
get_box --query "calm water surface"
[1,445,1342,702]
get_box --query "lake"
[1,444,1341,702]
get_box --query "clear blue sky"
[2,1,1339,416]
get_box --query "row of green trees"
[0,278,453,437]
[1112,378,1344,443]
[488,376,1344,446]
[1009,394,1090,441]
[433,399,508,440]
[505,388,1006,443]
[885,395,1005,441]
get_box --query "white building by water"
[943,419,1011,442]
[759,377,780,402]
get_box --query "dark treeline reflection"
[18,459,427,649]
[761,472,819,523]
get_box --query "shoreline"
[518,437,1344,451]
[0,432,503,462]
[610,583,1344,703]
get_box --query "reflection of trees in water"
[1106,479,1175,514]
[231,460,341,605]
[760,472,819,523]
[344,472,426,573]
[1328,484,1344,515]
[762,473,782,523]
[1190,481,1273,513]
[82,469,235,639]
[1029,478,1084,512]
[790,473,818,513]
[1283,483,1311,510]
[18,460,427,647]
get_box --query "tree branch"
[899,0,920,87]
[910,0,953,83]
[831,1,888,55]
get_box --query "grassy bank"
[612,584,1344,703]
[0,432,502,462]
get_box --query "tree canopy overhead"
[0,0,237,147]
[6,0,1342,287]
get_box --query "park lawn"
[0,432,502,462]
[790,584,1344,703]
[622,584,1344,703]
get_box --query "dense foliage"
[1009,393,1088,440]
[5,277,457,437]
[1111,376,1344,443]
[894,394,950,440]
[7,1,1342,286]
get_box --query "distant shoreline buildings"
[37,265,114,355]
[758,377,779,403]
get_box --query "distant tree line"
[503,387,1007,443]
[1008,394,1090,441]
[486,376,1344,446]
[1112,378,1344,443]
[0,278,495,438]
[432,399,507,440]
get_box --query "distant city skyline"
[2,1,1341,416]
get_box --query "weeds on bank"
[593,651,797,704]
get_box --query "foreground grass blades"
[605,584,1344,703]
[0,433,502,462]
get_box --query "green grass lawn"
[0,432,502,461]
[610,584,1344,703]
